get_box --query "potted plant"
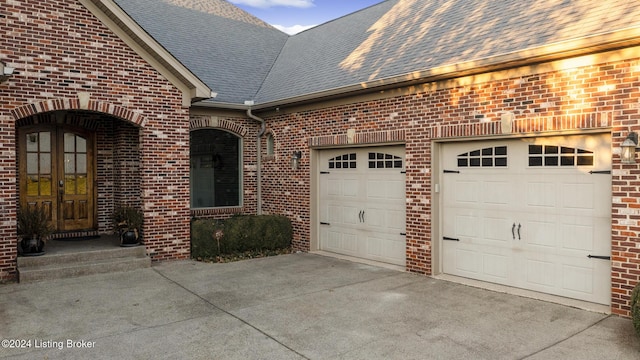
[17,205,53,256]
[112,205,143,247]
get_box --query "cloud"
[228,0,314,9]
[273,23,317,35]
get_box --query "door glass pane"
[65,154,75,174]
[27,153,38,174]
[40,153,51,174]
[77,175,87,195]
[64,132,75,152]
[39,131,51,152]
[26,133,38,152]
[76,154,87,174]
[26,176,39,196]
[65,175,76,195]
[76,136,86,153]
[40,176,52,196]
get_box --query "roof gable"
[113,0,289,105]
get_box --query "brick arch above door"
[10,96,147,127]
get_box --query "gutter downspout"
[246,106,266,215]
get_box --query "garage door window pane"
[329,154,356,169]
[369,153,403,169]
[457,146,507,168]
[529,145,594,167]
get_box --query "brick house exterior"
[2,0,640,318]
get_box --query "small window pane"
[577,156,594,166]
[495,146,507,156]
[545,146,559,154]
[545,156,558,166]
[470,150,481,156]
[529,157,543,166]
[561,156,575,166]
[458,159,468,167]
[26,133,38,152]
[529,145,543,154]
[482,158,493,167]
[482,148,493,156]
[470,158,481,167]
[495,158,507,167]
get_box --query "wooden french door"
[19,125,96,232]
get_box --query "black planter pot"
[120,230,140,247]
[18,236,45,256]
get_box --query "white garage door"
[319,146,406,266]
[441,134,611,305]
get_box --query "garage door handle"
[358,210,363,223]
[512,223,516,240]
[362,210,365,223]
[517,223,521,240]
[588,255,611,260]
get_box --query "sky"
[229,0,385,35]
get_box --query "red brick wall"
[261,57,640,316]
[0,0,190,278]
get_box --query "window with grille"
[457,146,508,167]
[368,152,403,169]
[328,153,356,169]
[528,145,594,167]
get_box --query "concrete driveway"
[1,253,639,359]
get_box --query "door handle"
[517,223,521,240]
[361,210,365,223]
[358,210,362,223]
[512,223,516,240]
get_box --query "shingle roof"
[255,0,640,104]
[111,0,640,107]
[113,0,288,104]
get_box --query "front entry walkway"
[1,254,638,359]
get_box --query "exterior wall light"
[291,151,302,170]
[621,132,638,164]
[0,61,14,84]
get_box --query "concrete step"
[18,245,151,283]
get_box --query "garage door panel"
[483,216,512,243]
[442,134,611,305]
[365,234,405,265]
[483,253,509,279]
[525,259,556,287]
[453,180,480,204]
[482,180,511,205]
[524,218,557,248]
[526,181,556,208]
[561,182,594,210]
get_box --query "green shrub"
[632,282,640,336]
[191,215,292,259]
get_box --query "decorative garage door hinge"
[588,170,611,174]
[443,236,460,241]
[443,169,460,174]
[320,171,330,174]
[320,222,330,225]
[587,254,611,260]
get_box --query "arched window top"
[458,146,508,167]
[528,144,594,167]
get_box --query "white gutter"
[245,102,266,215]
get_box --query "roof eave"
[81,0,213,106]
[250,27,640,111]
